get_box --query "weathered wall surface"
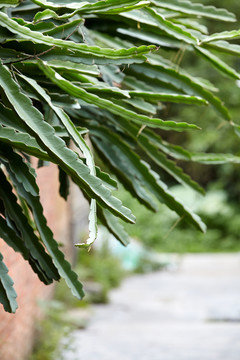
[0,163,72,360]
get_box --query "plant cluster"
[1,0,240,313]
[118,184,240,253]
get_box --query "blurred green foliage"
[75,244,126,303]
[117,184,240,253]
[29,300,75,360]
[55,243,126,305]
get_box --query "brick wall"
[0,163,72,360]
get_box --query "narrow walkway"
[62,254,240,360]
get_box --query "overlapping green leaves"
[0,0,239,312]
[152,0,236,22]
[0,252,18,313]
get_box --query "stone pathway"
[62,254,240,360]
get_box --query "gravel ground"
[61,254,240,360]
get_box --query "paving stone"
[61,254,240,360]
